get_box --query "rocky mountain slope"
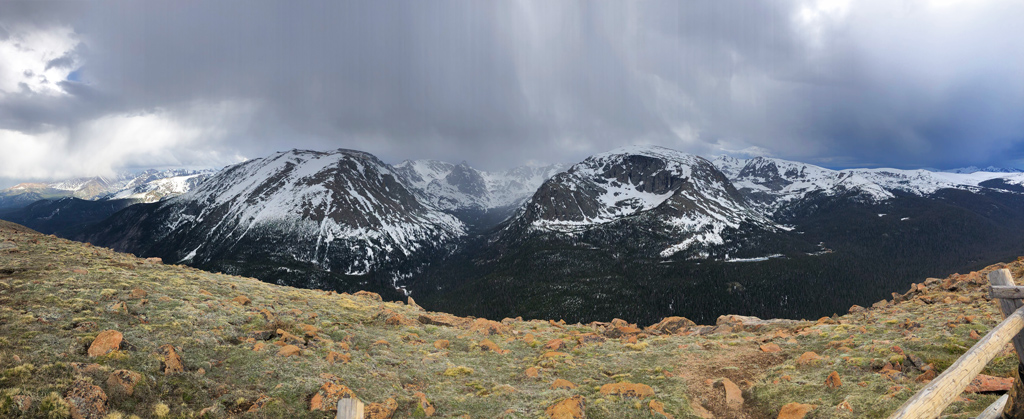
[0,219,1018,418]
[78,149,466,299]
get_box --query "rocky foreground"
[0,219,1019,418]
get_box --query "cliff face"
[0,220,1016,418]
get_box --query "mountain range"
[0,169,216,209]
[9,145,1024,325]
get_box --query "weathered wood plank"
[887,304,1024,419]
[976,394,1009,419]
[990,285,1024,300]
[988,269,1024,365]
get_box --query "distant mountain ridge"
[0,169,217,209]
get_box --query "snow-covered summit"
[392,159,565,211]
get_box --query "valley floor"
[0,219,1018,418]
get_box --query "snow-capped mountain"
[0,169,215,208]
[944,166,1024,174]
[392,159,564,211]
[81,149,465,295]
[729,157,894,212]
[503,146,779,259]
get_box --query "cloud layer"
[0,0,1022,186]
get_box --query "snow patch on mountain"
[393,159,565,211]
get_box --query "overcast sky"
[1,0,1023,187]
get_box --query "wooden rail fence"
[889,269,1024,419]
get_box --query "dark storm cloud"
[1,0,1023,182]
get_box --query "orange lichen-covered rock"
[277,345,302,357]
[826,371,842,389]
[231,295,251,306]
[413,392,435,417]
[550,379,577,390]
[157,344,184,374]
[715,378,743,410]
[545,395,585,419]
[525,367,540,378]
[87,330,123,357]
[309,381,357,411]
[599,382,654,398]
[777,403,816,419]
[433,339,450,349]
[965,374,1013,393]
[795,351,824,367]
[106,370,143,396]
[544,339,566,350]
[353,290,383,301]
[65,379,107,419]
[364,398,398,419]
[760,343,782,353]
[469,318,510,335]
[326,351,350,364]
[647,316,696,334]
[649,399,675,419]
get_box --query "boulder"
[364,398,398,419]
[469,318,510,335]
[87,330,124,357]
[326,351,350,364]
[599,382,654,398]
[795,352,824,367]
[965,374,1013,393]
[777,403,815,419]
[128,288,147,299]
[353,291,383,301]
[604,326,642,338]
[825,371,842,389]
[413,392,435,416]
[545,395,585,419]
[277,345,302,357]
[309,382,356,411]
[550,379,577,390]
[648,316,696,334]
[433,339,450,349]
[544,339,566,350]
[649,400,674,419]
[714,378,743,410]
[525,367,540,378]
[106,370,143,396]
[157,344,184,374]
[377,308,416,326]
[759,343,782,353]
[65,379,107,419]
[231,296,251,306]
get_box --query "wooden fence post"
[989,269,1024,419]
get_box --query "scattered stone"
[970,330,981,340]
[198,289,213,296]
[353,290,383,301]
[157,344,185,374]
[469,318,510,335]
[872,300,889,308]
[372,340,390,347]
[541,351,569,359]
[545,395,585,419]
[825,371,842,389]
[277,345,302,357]
[11,395,31,412]
[690,401,714,419]
[413,392,435,416]
[364,398,398,419]
[915,370,937,383]
[599,382,654,398]
[128,288,147,299]
[107,370,143,396]
[777,403,815,419]
[604,325,642,338]
[550,379,577,390]
[70,362,104,376]
[525,367,540,378]
[276,329,305,345]
[87,330,123,357]
[647,316,696,334]
[377,308,416,326]
[544,339,566,350]
[71,267,89,275]
[522,334,536,344]
[965,374,1013,393]
[649,400,674,419]
[247,394,272,413]
[327,351,351,364]
[837,400,853,413]
[433,339,450,349]
[145,257,162,264]
[418,313,469,328]
[231,296,251,306]
[795,351,824,367]
[309,382,357,411]
[760,343,782,353]
[106,301,128,314]
[253,342,266,352]
[576,333,606,345]
[408,296,423,310]
[849,305,865,314]
[479,339,502,353]
[715,378,743,410]
[299,323,319,337]
[65,379,107,419]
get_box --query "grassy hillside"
[0,219,1019,418]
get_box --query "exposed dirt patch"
[674,341,785,419]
